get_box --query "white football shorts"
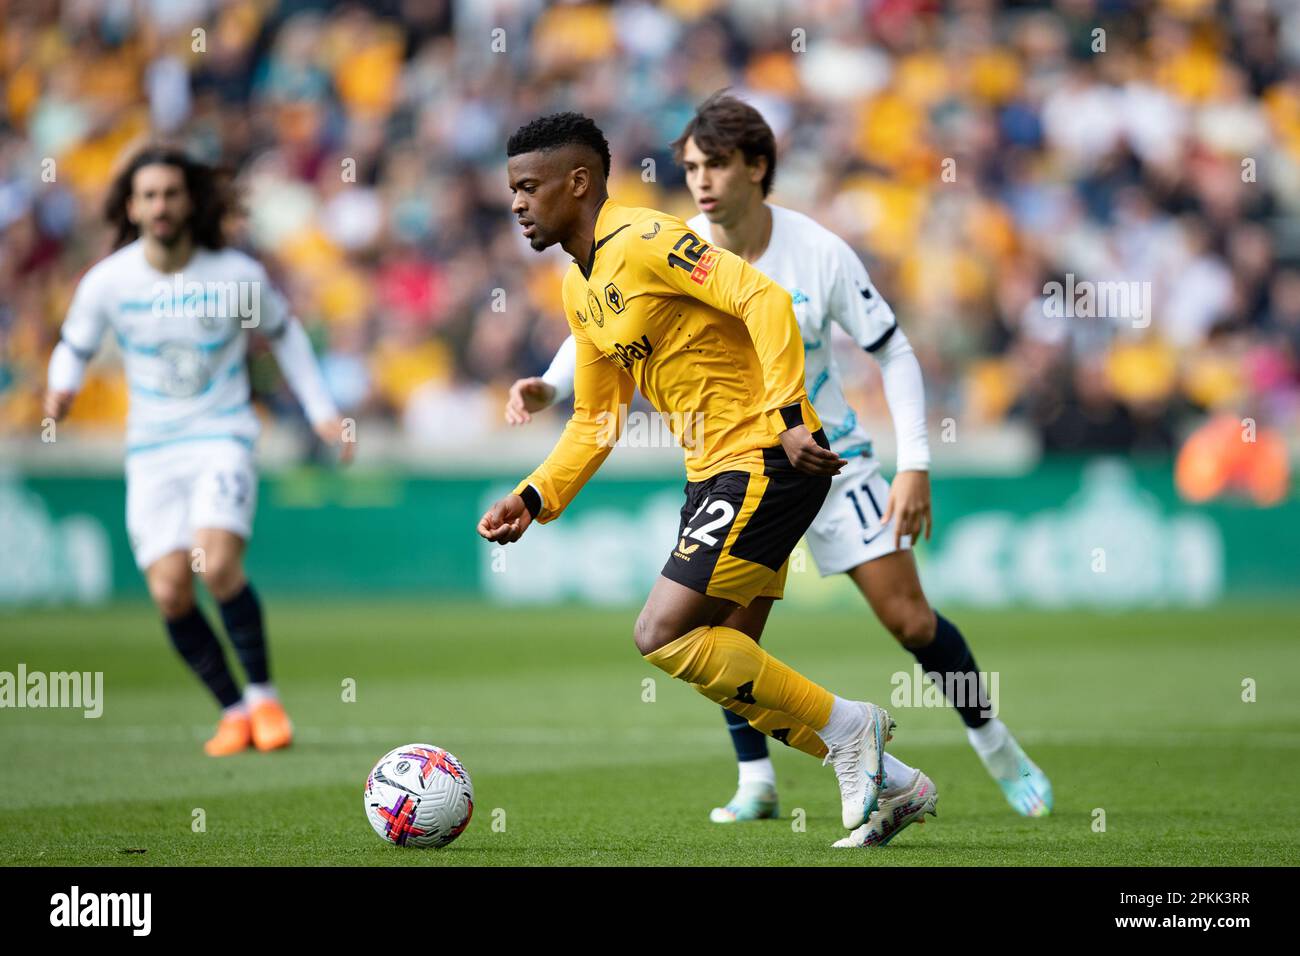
[805,452,913,576]
[125,438,257,570]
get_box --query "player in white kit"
[44,147,352,756]
[506,94,1052,845]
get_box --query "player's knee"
[149,575,195,620]
[633,608,658,656]
[199,554,244,601]
[634,606,678,656]
[882,600,936,649]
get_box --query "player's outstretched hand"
[882,469,933,548]
[314,417,356,465]
[505,377,557,425]
[43,389,75,422]
[779,424,847,476]
[478,493,533,544]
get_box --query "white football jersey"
[687,204,897,459]
[59,240,293,454]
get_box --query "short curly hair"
[506,112,611,177]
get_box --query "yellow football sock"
[703,687,829,759]
[645,625,834,733]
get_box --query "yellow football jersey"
[514,199,821,522]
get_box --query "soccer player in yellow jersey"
[507,96,1052,845]
[478,113,897,837]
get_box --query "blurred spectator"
[2,0,1299,458]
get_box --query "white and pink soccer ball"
[364,744,474,848]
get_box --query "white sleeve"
[540,333,577,405]
[872,326,931,473]
[823,236,928,470]
[48,270,110,392]
[249,260,291,339]
[268,317,339,426]
[248,259,338,424]
[824,235,897,353]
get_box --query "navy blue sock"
[219,582,270,685]
[165,606,241,708]
[722,706,769,762]
[911,612,991,729]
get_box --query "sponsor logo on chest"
[608,334,653,370]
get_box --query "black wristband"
[519,484,542,520]
[779,403,805,430]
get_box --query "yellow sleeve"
[634,217,815,437]
[512,319,634,523]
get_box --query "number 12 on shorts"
[683,497,735,547]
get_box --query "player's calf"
[195,528,280,702]
[875,596,937,650]
[880,594,1053,817]
[164,605,243,717]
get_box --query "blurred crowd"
[2,0,1300,459]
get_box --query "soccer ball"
[364,744,474,848]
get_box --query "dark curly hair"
[104,146,237,251]
[671,91,777,197]
[506,112,611,177]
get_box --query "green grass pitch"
[2,600,1297,866]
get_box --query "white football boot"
[822,702,895,829]
[833,770,938,848]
